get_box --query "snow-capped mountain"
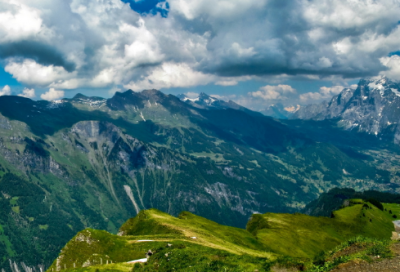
[177,92,263,117]
[292,76,400,143]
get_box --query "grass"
[248,200,394,258]
[46,202,397,272]
[307,236,395,272]
[11,206,20,214]
[383,203,400,220]
[39,225,49,230]
[119,209,273,258]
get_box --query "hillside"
[248,199,394,258]
[304,187,400,217]
[46,204,396,272]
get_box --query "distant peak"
[73,93,88,99]
[199,92,210,98]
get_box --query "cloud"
[1,0,400,92]
[300,86,345,103]
[250,85,297,100]
[215,80,238,86]
[183,92,200,99]
[0,41,75,72]
[18,88,35,98]
[5,59,75,86]
[210,94,237,101]
[40,88,64,101]
[379,55,400,80]
[0,85,11,96]
[124,62,215,91]
[0,1,45,43]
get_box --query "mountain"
[177,92,263,117]
[303,187,400,217]
[292,76,400,144]
[260,103,298,119]
[0,89,399,271]
[46,205,395,272]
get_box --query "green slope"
[47,203,395,272]
[248,199,394,258]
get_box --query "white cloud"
[379,55,400,81]
[5,59,74,86]
[210,94,237,101]
[0,1,46,43]
[124,62,215,91]
[18,88,35,98]
[40,88,64,101]
[169,0,267,20]
[300,86,344,102]
[109,86,122,95]
[0,85,11,96]
[250,85,297,100]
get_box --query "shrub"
[366,198,383,211]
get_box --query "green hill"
[248,199,394,258]
[304,187,400,217]
[46,202,396,272]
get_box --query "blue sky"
[121,0,169,17]
[0,0,399,109]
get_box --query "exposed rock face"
[292,77,400,144]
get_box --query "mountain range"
[0,79,400,270]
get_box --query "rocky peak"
[292,76,400,143]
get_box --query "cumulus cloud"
[300,86,346,103]
[1,0,400,95]
[379,55,400,81]
[250,85,297,101]
[0,1,45,43]
[124,62,215,91]
[18,88,35,98]
[0,85,11,96]
[5,59,75,86]
[40,88,64,101]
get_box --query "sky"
[0,0,400,110]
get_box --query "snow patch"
[391,88,400,97]
[182,97,199,102]
[140,112,146,122]
[368,81,385,96]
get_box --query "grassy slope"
[47,203,395,272]
[247,200,394,258]
[383,203,400,219]
[47,209,274,272]
[118,209,271,257]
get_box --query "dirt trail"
[331,243,400,272]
